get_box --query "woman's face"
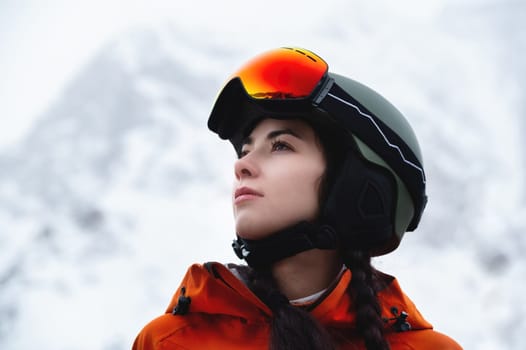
[232,118,326,240]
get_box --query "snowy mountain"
[0,28,237,349]
[1,2,525,349]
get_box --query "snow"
[1,1,525,349]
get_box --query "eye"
[271,139,292,152]
[238,149,249,159]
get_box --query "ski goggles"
[208,47,333,139]
[233,47,329,100]
[208,47,426,230]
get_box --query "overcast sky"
[0,0,196,150]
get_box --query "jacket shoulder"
[133,311,271,350]
[132,263,214,350]
[132,313,192,350]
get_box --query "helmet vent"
[358,180,388,220]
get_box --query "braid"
[344,250,390,350]
[237,266,336,350]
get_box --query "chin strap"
[232,221,339,269]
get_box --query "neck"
[271,248,342,300]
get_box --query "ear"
[321,151,397,250]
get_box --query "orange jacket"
[133,262,462,350]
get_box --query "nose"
[234,154,258,180]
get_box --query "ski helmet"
[208,47,427,256]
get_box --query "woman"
[133,47,462,349]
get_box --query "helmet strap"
[232,221,339,269]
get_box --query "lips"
[234,186,263,204]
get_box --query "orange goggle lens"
[234,47,328,100]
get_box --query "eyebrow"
[242,128,302,147]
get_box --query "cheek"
[274,163,324,215]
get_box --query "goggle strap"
[313,77,335,106]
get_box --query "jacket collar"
[165,262,433,332]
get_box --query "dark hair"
[344,250,390,350]
[234,110,391,349]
